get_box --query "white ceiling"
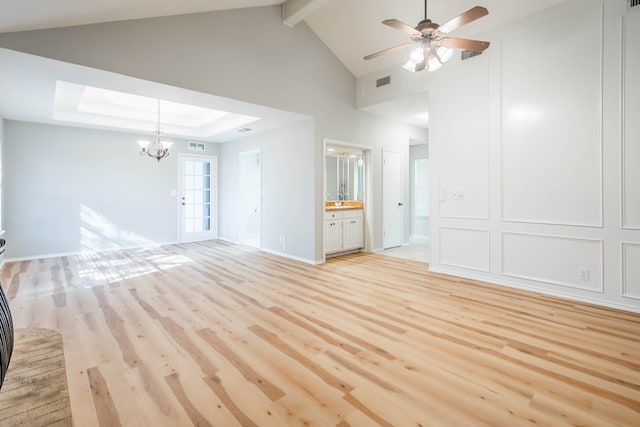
[0,0,568,135]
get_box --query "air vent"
[630,0,640,8]
[461,50,482,61]
[376,75,391,88]
[188,142,205,152]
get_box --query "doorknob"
[398,202,403,206]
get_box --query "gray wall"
[0,5,427,262]
[4,120,220,258]
[219,120,315,261]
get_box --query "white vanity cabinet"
[324,211,343,254]
[341,210,364,250]
[324,209,364,255]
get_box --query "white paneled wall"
[421,0,640,312]
[500,3,603,227]
[623,10,640,229]
[439,228,490,272]
[501,233,603,292]
[622,243,640,299]
[432,54,490,220]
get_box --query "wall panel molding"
[622,242,640,299]
[439,227,490,272]
[501,232,604,292]
[500,1,604,228]
[621,11,640,229]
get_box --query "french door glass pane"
[183,160,212,232]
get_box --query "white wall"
[219,120,316,261]
[354,0,640,312]
[0,5,427,262]
[425,0,640,312]
[4,120,220,259]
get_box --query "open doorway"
[323,140,372,260]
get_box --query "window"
[414,158,429,217]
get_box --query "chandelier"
[137,99,173,162]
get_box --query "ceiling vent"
[376,75,391,88]
[461,50,482,61]
[629,0,640,9]
[188,142,205,152]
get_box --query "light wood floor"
[1,240,640,426]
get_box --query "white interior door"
[179,155,217,243]
[239,149,261,248]
[383,149,404,249]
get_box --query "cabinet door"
[324,220,343,254]
[342,217,364,250]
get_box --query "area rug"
[0,328,72,426]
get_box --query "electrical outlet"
[579,268,590,281]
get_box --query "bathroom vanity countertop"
[325,206,363,212]
[325,201,364,211]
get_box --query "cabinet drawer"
[324,211,343,221]
[342,209,363,220]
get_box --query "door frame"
[177,153,218,243]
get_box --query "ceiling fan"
[364,0,491,72]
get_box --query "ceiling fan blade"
[437,6,489,34]
[382,19,421,36]
[439,37,490,52]
[363,42,412,60]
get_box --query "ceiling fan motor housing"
[415,19,439,35]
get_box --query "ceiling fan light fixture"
[403,58,423,72]
[426,46,454,72]
[436,46,454,63]
[409,46,425,63]
[363,2,490,73]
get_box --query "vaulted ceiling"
[0,0,570,137]
[0,0,568,78]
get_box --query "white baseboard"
[4,241,179,263]
[218,237,320,265]
[410,234,429,244]
[260,247,320,265]
[429,265,640,314]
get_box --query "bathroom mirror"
[325,146,364,201]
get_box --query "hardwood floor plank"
[2,241,640,426]
[198,327,285,401]
[249,324,354,394]
[165,372,212,427]
[87,366,121,427]
[203,375,259,427]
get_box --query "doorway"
[239,149,261,248]
[178,154,217,243]
[383,149,404,249]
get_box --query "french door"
[178,154,217,243]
